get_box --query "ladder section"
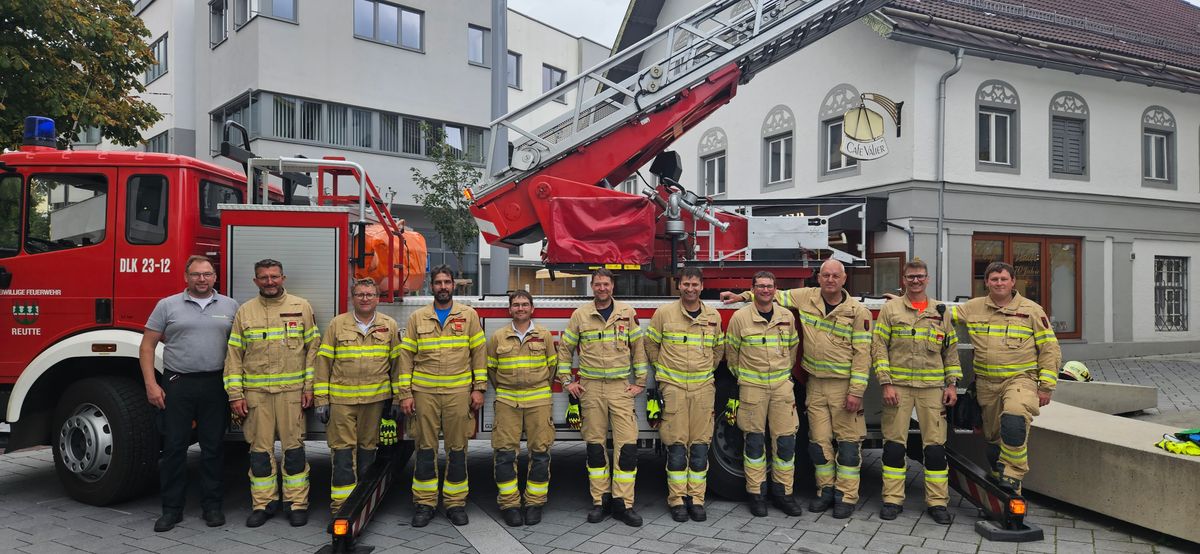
[477,0,890,199]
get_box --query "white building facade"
[620,0,1200,358]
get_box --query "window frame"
[145,131,169,153]
[209,0,228,48]
[467,25,489,67]
[1154,256,1189,332]
[763,133,793,186]
[234,0,297,28]
[145,34,168,85]
[542,64,566,103]
[354,0,424,53]
[507,51,522,89]
[1047,92,1089,181]
[0,173,23,259]
[24,173,110,255]
[977,108,1013,167]
[701,152,726,197]
[1140,106,1176,189]
[821,117,859,177]
[199,180,244,228]
[975,80,1021,175]
[125,174,169,246]
[971,233,1083,339]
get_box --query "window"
[351,109,373,148]
[200,180,243,227]
[619,175,639,194]
[870,253,903,296]
[543,64,566,103]
[972,234,1082,338]
[1141,105,1176,188]
[272,95,296,139]
[145,35,167,84]
[300,101,322,142]
[355,0,422,50]
[126,175,168,245]
[702,153,726,196]
[765,135,793,184]
[145,131,169,153]
[975,80,1020,174]
[380,113,400,153]
[1048,92,1088,180]
[977,109,1012,165]
[507,51,521,89]
[443,124,464,158]
[0,175,21,258]
[327,105,348,146]
[25,174,108,254]
[1155,256,1188,331]
[760,105,794,189]
[823,119,858,173]
[209,93,258,153]
[235,0,296,26]
[465,127,486,164]
[468,25,488,66]
[209,0,228,47]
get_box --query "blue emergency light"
[23,116,57,148]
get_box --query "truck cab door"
[113,169,179,328]
[0,169,117,381]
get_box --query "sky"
[511,0,1200,48]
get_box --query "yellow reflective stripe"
[394,375,412,387]
[412,370,471,388]
[495,386,552,402]
[242,370,307,387]
[659,331,721,347]
[250,475,276,490]
[242,327,287,342]
[561,330,579,346]
[729,366,790,385]
[946,365,963,380]
[925,468,948,483]
[852,331,872,344]
[773,456,795,470]
[814,463,834,477]
[469,332,485,349]
[331,484,354,499]
[224,375,243,388]
[578,365,631,379]
[837,465,860,479]
[966,323,1033,338]
[885,367,950,382]
[1000,444,1027,461]
[328,381,391,397]
[412,478,438,492]
[687,469,707,486]
[587,466,610,480]
[872,359,890,372]
[399,337,418,352]
[526,481,548,495]
[318,344,335,358]
[443,480,469,495]
[646,326,662,343]
[743,455,766,469]
[973,360,1038,378]
[493,355,549,369]
[313,382,329,395]
[653,363,714,384]
[796,311,854,338]
[473,368,487,382]
[612,469,636,483]
[578,329,637,344]
[1034,329,1057,345]
[415,336,472,348]
[282,471,309,488]
[731,333,798,347]
[882,464,906,480]
[802,355,852,376]
[667,470,688,484]
[323,345,392,359]
[228,334,244,348]
[304,326,320,341]
[497,479,518,495]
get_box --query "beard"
[434,290,452,303]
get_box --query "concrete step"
[1052,380,1157,414]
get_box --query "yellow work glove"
[723,398,740,427]
[566,394,582,430]
[379,418,398,446]
[646,389,664,428]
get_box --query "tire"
[52,377,160,506]
[707,376,746,500]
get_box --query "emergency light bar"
[23,116,56,148]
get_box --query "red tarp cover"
[546,196,655,264]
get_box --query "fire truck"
[2,0,1036,548]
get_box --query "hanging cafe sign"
[841,92,903,161]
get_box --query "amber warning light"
[1008,498,1027,516]
[333,518,350,536]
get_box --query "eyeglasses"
[752,284,775,290]
[187,272,216,279]
[904,274,928,281]
[353,293,377,299]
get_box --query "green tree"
[0,0,161,149]
[411,124,482,278]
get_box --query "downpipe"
[935,48,964,299]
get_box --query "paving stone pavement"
[3,354,1199,554]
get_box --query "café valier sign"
[840,92,903,162]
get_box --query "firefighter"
[871,259,961,525]
[397,265,487,527]
[949,261,1060,495]
[644,267,724,523]
[721,258,871,519]
[486,290,558,527]
[314,279,401,517]
[723,271,802,517]
[225,259,320,528]
[140,255,239,532]
[560,268,649,527]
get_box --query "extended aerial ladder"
[469,0,893,274]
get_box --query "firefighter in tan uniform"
[723,259,871,519]
[949,261,1060,494]
[644,267,724,523]
[225,259,319,528]
[560,268,649,527]
[397,265,487,528]
[486,290,558,527]
[723,271,801,517]
[314,279,401,516]
[871,259,962,525]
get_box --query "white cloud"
[508,0,627,47]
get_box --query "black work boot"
[245,510,271,528]
[523,505,542,526]
[611,498,643,527]
[446,506,469,526]
[154,512,182,532]
[687,503,707,522]
[287,509,308,527]
[832,501,854,519]
[926,505,953,525]
[879,503,903,521]
[586,493,611,523]
[808,486,834,513]
[997,475,1022,495]
[670,504,689,522]
[748,492,768,517]
[411,504,435,528]
[502,508,523,527]
[770,483,803,516]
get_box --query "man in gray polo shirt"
[140,255,240,532]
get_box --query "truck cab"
[0,118,255,504]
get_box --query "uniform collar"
[584,300,622,321]
[806,288,851,314]
[256,290,288,306]
[985,292,1024,312]
[426,301,463,319]
[676,300,708,319]
[902,295,938,313]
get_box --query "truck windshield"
[25,174,108,254]
[0,173,20,258]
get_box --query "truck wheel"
[707,380,746,500]
[52,377,160,506]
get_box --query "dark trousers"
[159,371,228,515]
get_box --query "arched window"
[976,80,1020,174]
[1141,105,1176,188]
[1048,91,1089,180]
[818,83,861,180]
[697,127,727,196]
[761,105,794,190]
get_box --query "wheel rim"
[710,418,745,480]
[58,403,114,483]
